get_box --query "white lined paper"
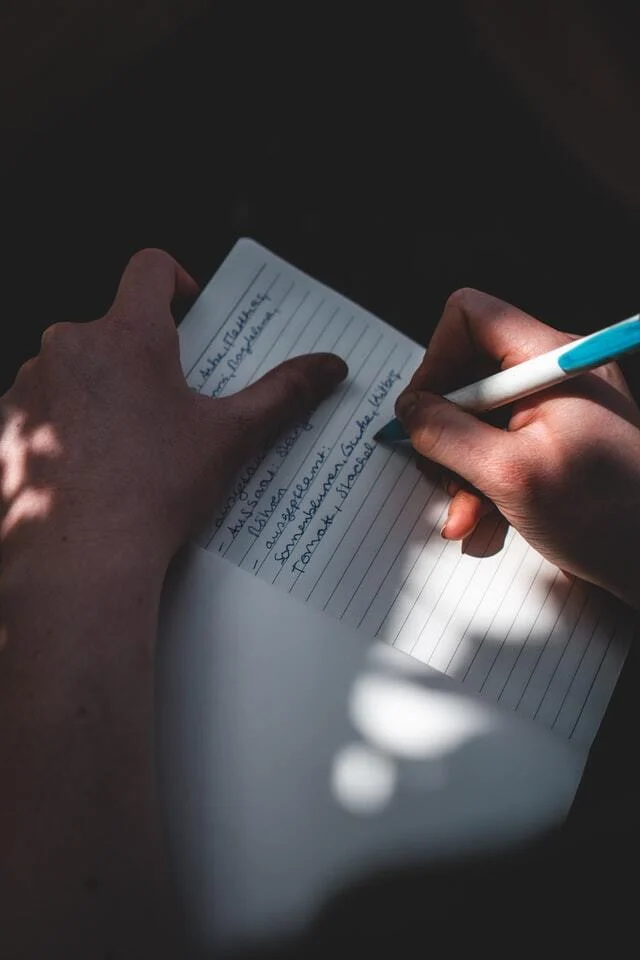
[178,238,635,749]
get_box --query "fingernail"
[440,521,449,539]
[319,353,349,384]
[395,390,418,424]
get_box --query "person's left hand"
[0,248,348,570]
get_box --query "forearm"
[0,245,347,958]
[0,542,180,958]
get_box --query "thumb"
[212,352,348,467]
[395,389,514,496]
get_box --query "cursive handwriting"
[292,441,375,573]
[334,441,376,503]
[213,455,262,531]
[340,411,377,458]
[269,370,399,567]
[209,307,278,398]
[272,461,345,564]
[275,419,313,458]
[197,292,271,389]
[265,447,330,551]
[228,484,288,541]
[291,514,336,574]
[247,487,289,538]
[212,419,314,535]
[368,370,401,411]
[226,468,278,540]
[221,369,397,566]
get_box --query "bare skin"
[396,288,640,609]
[0,249,347,958]
[1,262,638,956]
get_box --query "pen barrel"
[444,349,571,413]
[443,314,640,413]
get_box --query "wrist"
[0,533,168,640]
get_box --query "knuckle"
[11,356,38,389]
[40,321,82,351]
[445,287,510,325]
[411,405,450,460]
[444,287,481,313]
[445,288,470,311]
[129,247,173,271]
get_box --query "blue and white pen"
[374,313,640,444]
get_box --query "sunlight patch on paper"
[350,671,495,760]
[331,742,397,815]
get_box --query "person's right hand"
[395,289,640,609]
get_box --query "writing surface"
[178,239,635,748]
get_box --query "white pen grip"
[444,349,570,413]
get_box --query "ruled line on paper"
[178,238,634,749]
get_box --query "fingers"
[396,389,519,495]
[107,248,200,334]
[408,288,574,395]
[443,489,495,541]
[421,464,496,541]
[211,353,348,468]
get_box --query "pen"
[373,312,640,444]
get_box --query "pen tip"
[373,418,409,444]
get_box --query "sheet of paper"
[178,238,635,749]
[157,544,584,950]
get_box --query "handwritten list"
[178,239,633,749]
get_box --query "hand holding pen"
[376,289,640,609]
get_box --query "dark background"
[2,0,639,948]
